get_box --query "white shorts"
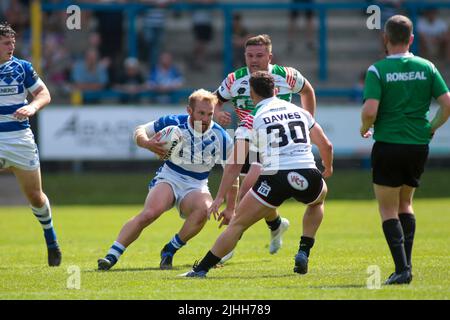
[0,129,40,171]
[149,164,210,218]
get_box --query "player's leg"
[294,178,328,274]
[371,142,412,284]
[98,183,174,270]
[240,163,289,255]
[398,185,416,270]
[182,191,273,277]
[159,190,212,269]
[11,166,61,267]
[374,184,411,284]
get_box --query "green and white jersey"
[364,52,449,145]
[216,64,305,122]
[235,97,316,172]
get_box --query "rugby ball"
[157,125,183,160]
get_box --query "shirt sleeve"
[215,73,234,102]
[235,113,254,143]
[431,64,449,99]
[302,110,316,130]
[286,67,306,93]
[153,115,182,132]
[23,60,43,93]
[363,65,382,101]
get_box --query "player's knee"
[27,191,45,208]
[137,208,162,226]
[189,209,208,226]
[399,200,413,212]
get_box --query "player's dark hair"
[250,71,275,99]
[0,22,16,38]
[245,34,272,53]
[384,15,413,45]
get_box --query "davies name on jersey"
[263,111,302,124]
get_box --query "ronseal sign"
[38,105,450,160]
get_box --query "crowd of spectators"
[1,0,449,105]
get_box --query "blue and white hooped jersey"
[148,114,233,181]
[0,57,43,134]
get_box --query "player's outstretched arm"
[218,177,240,228]
[310,123,333,178]
[213,99,232,127]
[300,79,316,116]
[431,92,450,135]
[13,84,51,120]
[208,139,248,219]
[360,99,379,138]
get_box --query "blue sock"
[106,241,126,263]
[163,234,186,255]
[31,197,58,249]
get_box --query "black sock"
[299,236,315,257]
[398,213,416,268]
[266,215,281,231]
[194,251,221,272]
[382,219,409,273]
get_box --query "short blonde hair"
[188,89,218,109]
[245,34,272,53]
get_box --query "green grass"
[0,199,449,299]
[41,169,450,205]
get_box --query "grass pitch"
[0,199,449,300]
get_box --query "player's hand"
[215,111,232,127]
[217,208,235,228]
[208,197,225,220]
[145,132,167,158]
[13,105,37,120]
[360,128,373,139]
[322,166,333,179]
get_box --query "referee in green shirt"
[361,15,450,285]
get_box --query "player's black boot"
[160,249,174,270]
[384,269,412,285]
[97,254,117,271]
[293,251,308,274]
[48,246,62,267]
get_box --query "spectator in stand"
[417,8,450,63]
[42,34,72,97]
[190,0,215,70]
[232,13,250,69]
[71,48,109,104]
[148,52,184,104]
[114,57,146,104]
[140,0,175,69]
[287,0,316,52]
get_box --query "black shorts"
[240,150,261,175]
[251,168,324,207]
[371,141,429,188]
[290,0,314,19]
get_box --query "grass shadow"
[307,284,367,289]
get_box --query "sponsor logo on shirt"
[0,86,19,95]
[386,71,427,82]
